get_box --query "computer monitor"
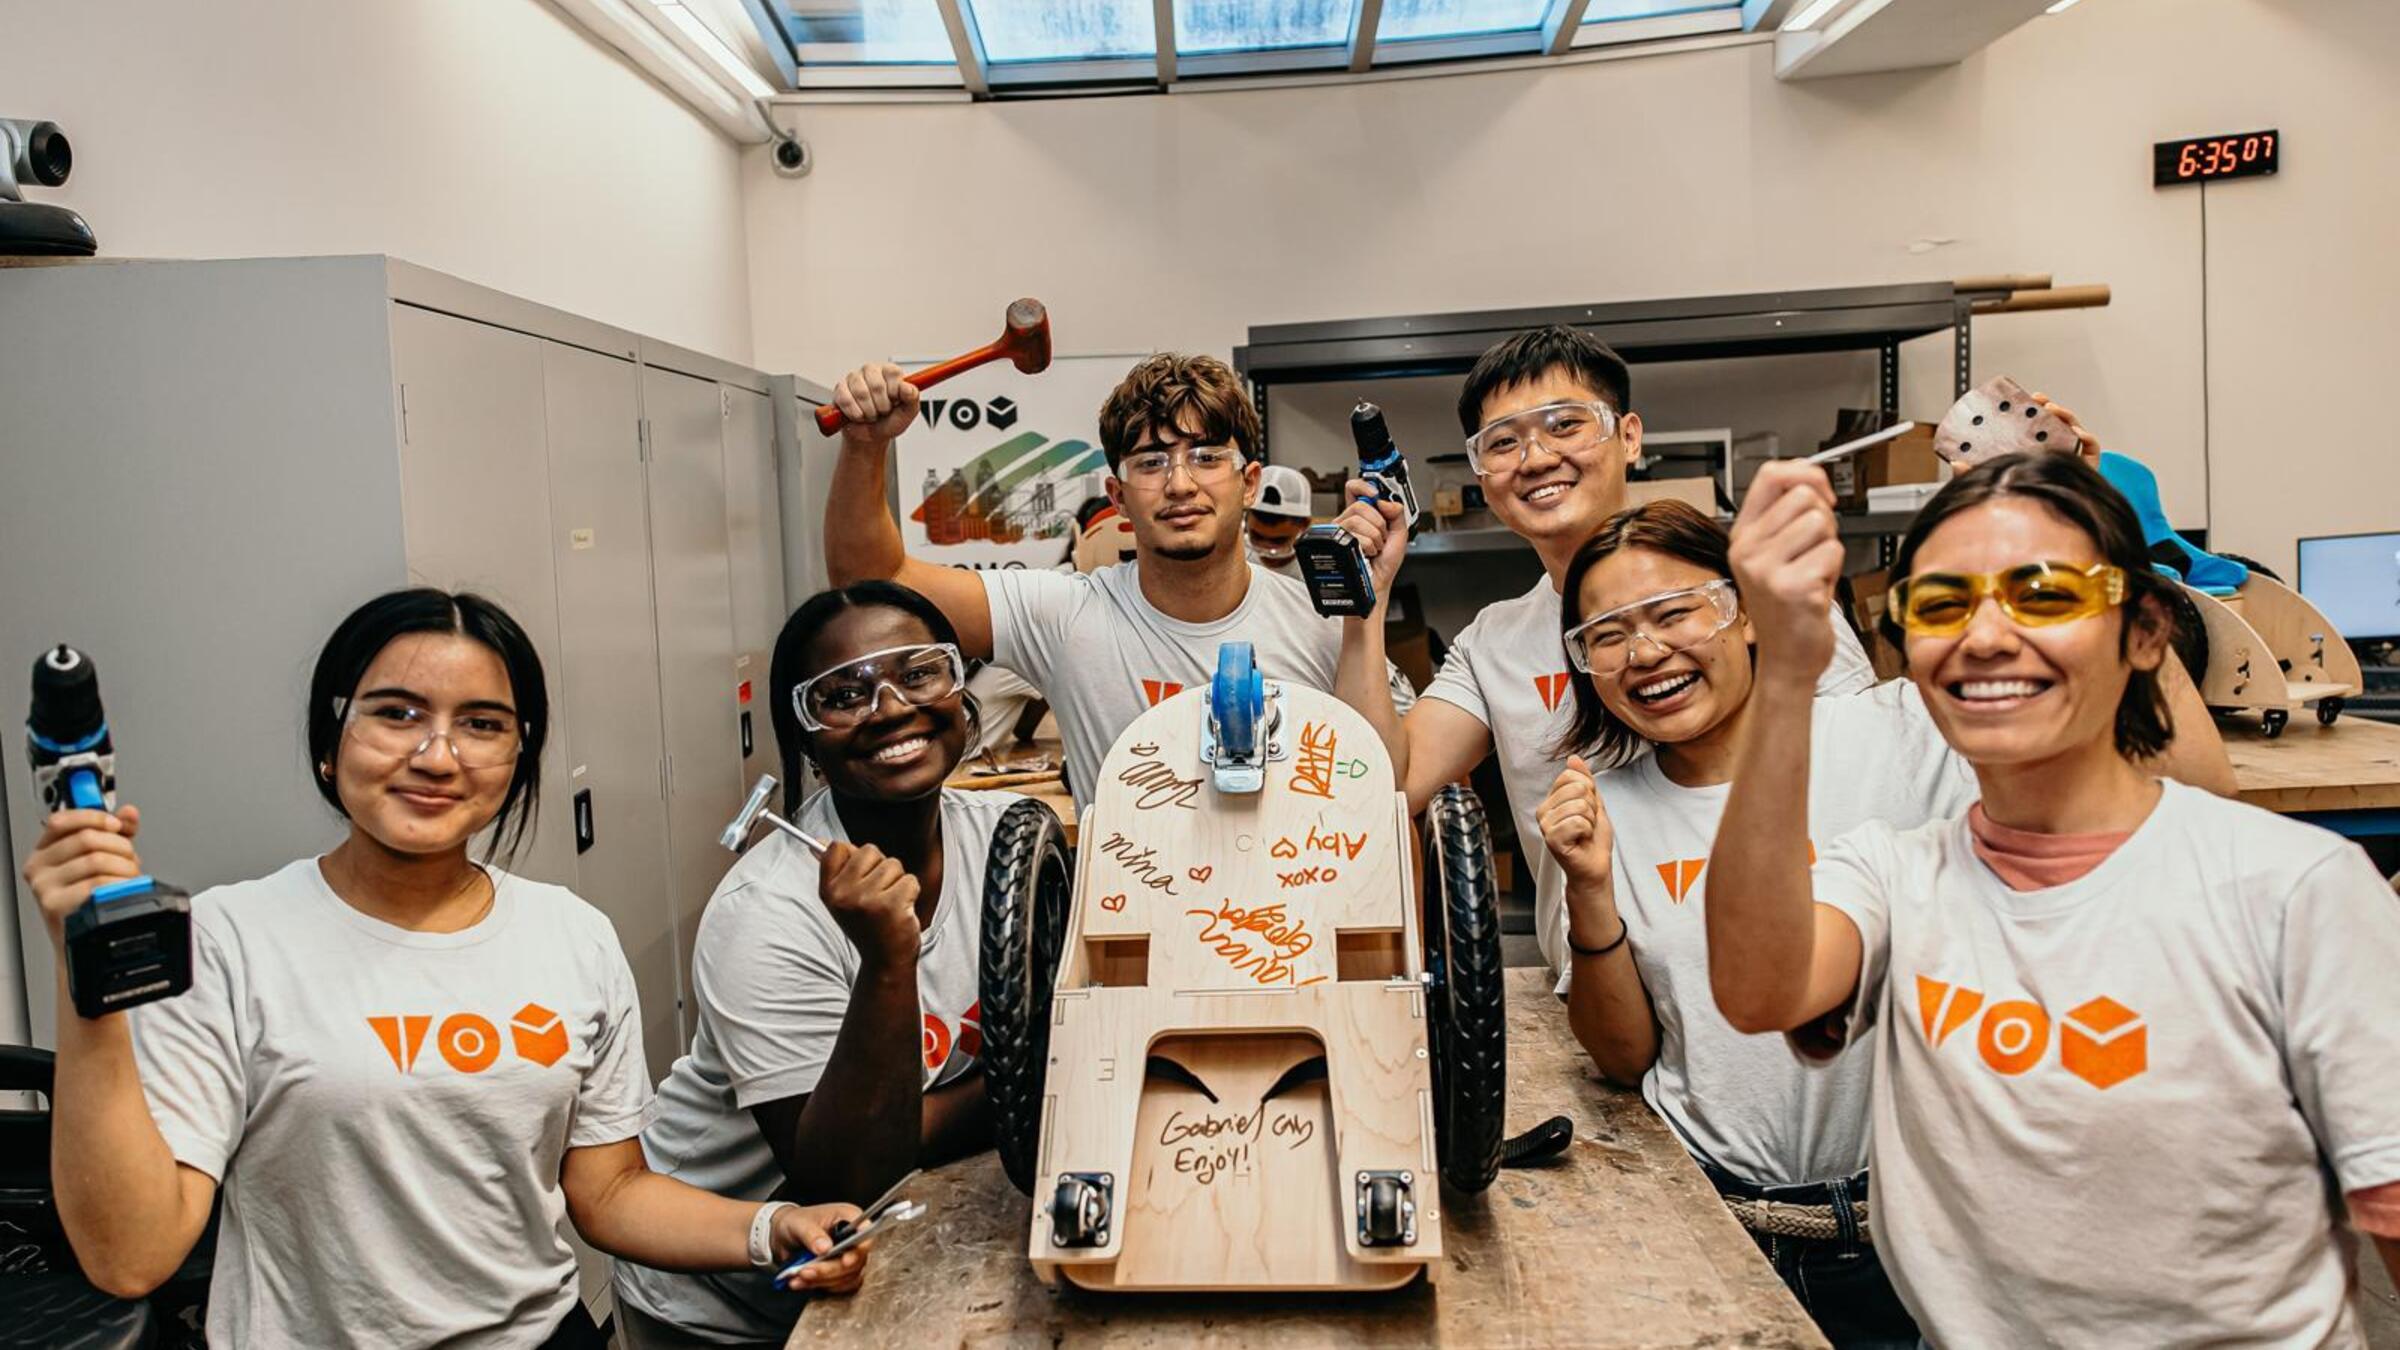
[2296,530,2400,643]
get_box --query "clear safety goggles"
[1563,580,1740,676]
[791,643,966,731]
[1463,400,1620,477]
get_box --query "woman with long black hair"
[22,588,871,1349]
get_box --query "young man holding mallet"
[822,353,1409,810]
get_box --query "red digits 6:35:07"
[2179,133,2273,179]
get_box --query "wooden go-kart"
[974,642,1507,1291]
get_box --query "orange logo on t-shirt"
[1656,858,1706,903]
[368,1004,572,1075]
[1142,679,1185,707]
[1909,977,2148,1088]
[923,1002,985,1071]
[1534,672,1572,712]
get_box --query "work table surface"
[794,967,1825,1348]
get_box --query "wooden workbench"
[2224,714,2400,824]
[948,739,1077,845]
[794,968,1825,1348]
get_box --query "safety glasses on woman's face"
[336,698,524,769]
[792,643,966,732]
[1463,401,1619,478]
[1564,580,1740,675]
[1888,562,2126,638]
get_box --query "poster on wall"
[893,352,1141,570]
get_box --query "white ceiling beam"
[1154,0,1178,84]
[933,0,991,97]
[1544,0,1594,55]
[1348,0,1384,72]
[1776,0,2060,80]
[545,0,774,141]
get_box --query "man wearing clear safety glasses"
[1332,325,1874,875]
[824,353,1413,810]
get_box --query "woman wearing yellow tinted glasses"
[1706,450,2400,1345]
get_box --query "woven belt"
[1722,1195,1874,1245]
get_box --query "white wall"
[3,0,756,362]
[748,0,2400,579]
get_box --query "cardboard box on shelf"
[1846,566,1906,681]
[1625,477,1717,514]
[1861,424,1940,489]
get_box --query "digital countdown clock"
[2154,130,2279,187]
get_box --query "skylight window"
[762,0,1747,87]
[975,0,1156,64]
[779,0,953,64]
[1375,0,1552,43]
[1177,0,1352,55]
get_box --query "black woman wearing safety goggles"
[616,581,1013,1348]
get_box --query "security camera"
[0,117,95,256]
[1,119,71,198]
[771,134,811,179]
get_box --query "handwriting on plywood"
[1277,865,1338,889]
[1291,721,1339,799]
[1186,899,1327,989]
[1098,832,1182,896]
[1119,742,1201,811]
[1267,826,1370,865]
[1158,1104,1320,1185]
[1102,893,1127,913]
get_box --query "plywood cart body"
[974,646,1505,1293]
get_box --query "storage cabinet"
[0,257,784,1084]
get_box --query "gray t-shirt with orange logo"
[1425,575,1876,862]
[984,561,1411,810]
[1816,781,2400,1345]
[128,860,655,1348]
[617,787,1013,1342]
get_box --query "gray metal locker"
[538,341,681,1079]
[0,257,782,1085]
[723,384,787,781]
[640,364,747,1002]
[389,304,580,891]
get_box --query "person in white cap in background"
[1246,463,1316,574]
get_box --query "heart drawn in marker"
[1187,866,1213,883]
[1270,838,1299,860]
[1101,893,1127,913]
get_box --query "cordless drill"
[1295,400,1422,617]
[26,645,191,1018]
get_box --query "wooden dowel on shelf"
[1954,273,2054,294]
[1972,283,2111,314]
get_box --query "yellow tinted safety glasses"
[1887,561,2126,638]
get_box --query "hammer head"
[721,773,780,852]
[1003,297,1052,374]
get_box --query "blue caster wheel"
[1211,642,1262,763]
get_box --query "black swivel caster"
[2261,707,2289,739]
[2318,697,2344,727]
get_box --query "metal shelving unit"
[1233,281,1973,464]
[1234,283,1976,565]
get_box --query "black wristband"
[1567,919,1629,959]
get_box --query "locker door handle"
[574,788,595,854]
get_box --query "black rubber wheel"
[2262,707,2290,739]
[2161,582,2211,687]
[2319,697,2344,727]
[1422,784,1505,1195]
[979,798,1074,1195]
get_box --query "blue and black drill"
[27,645,191,1018]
